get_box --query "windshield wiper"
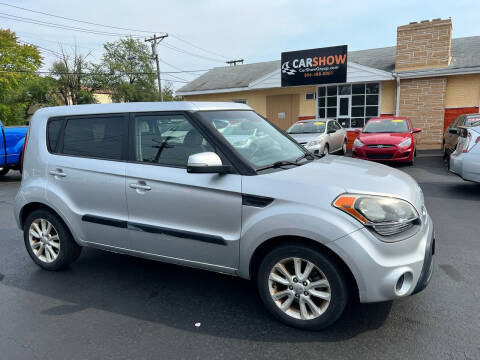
[295,152,315,163]
[256,160,300,172]
[256,153,315,172]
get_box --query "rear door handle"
[49,170,67,178]
[129,183,151,191]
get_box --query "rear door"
[47,114,130,249]
[125,112,242,272]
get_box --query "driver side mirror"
[187,152,232,174]
[448,128,458,135]
[327,129,336,134]
[354,129,362,134]
[412,127,422,133]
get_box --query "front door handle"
[129,183,151,191]
[49,169,67,178]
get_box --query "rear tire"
[257,243,348,330]
[24,209,81,271]
[0,167,9,177]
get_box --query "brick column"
[399,77,447,150]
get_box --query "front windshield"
[363,118,409,133]
[466,116,480,126]
[198,110,306,169]
[287,121,326,134]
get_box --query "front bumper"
[352,145,413,162]
[327,213,434,303]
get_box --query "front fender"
[237,200,363,278]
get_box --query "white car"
[449,122,480,183]
[287,119,347,155]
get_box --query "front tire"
[323,144,329,155]
[340,139,347,155]
[24,209,81,271]
[257,243,348,330]
[0,167,9,177]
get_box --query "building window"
[232,99,247,104]
[305,92,316,100]
[317,82,380,129]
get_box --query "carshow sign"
[281,45,348,87]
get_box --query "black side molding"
[82,214,227,246]
[82,215,127,229]
[242,194,274,208]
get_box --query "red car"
[352,117,421,165]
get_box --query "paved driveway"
[0,157,479,360]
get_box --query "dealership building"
[177,19,480,149]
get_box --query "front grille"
[366,153,394,159]
[367,144,394,148]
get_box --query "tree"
[0,29,42,125]
[100,37,158,102]
[50,45,97,105]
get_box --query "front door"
[125,112,242,272]
[337,95,351,131]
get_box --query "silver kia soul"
[14,102,435,330]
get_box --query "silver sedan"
[287,119,347,155]
[449,122,480,183]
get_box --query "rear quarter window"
[62,116,126,160]
[47,118,64,153]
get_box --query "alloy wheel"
[268,257,331,320]
[29,218,60,263]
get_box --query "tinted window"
[327,121,335,132]
[62,116,125,160]
[135,114,214,167]
[47,118,63,152]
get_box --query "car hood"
[289,133,324,144]
[358,132,410,145]
[244,155,423,213]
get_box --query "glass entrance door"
[337,95,351,128]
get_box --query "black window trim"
[46,113,130,162]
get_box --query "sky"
[2,0,480,90]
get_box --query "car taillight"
[462,131,480,153]
[20,130,28,172]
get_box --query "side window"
[334,121,342,130]
[134,114,214,167]
[62,116,125,160]
[327,121,335,132]
[47,118,63,153]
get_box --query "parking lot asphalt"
[1,156,479,360]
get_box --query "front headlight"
[307,139,323,147]
[333,194,419,237]
[398,138,412,147]
[353,138,364,147]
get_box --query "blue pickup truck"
[0,120,28,177]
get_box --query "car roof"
[295,119,332,123]
[368,117,409,121]
[32,101,252,119]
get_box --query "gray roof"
[177,36,480,93]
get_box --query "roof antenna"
[226,59,244,66]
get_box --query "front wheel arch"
[249,236,359,302]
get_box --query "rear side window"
[47,118,63,152]
[62,116,125,160]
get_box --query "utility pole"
[145,33,168,101]
[226,59,244,66]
